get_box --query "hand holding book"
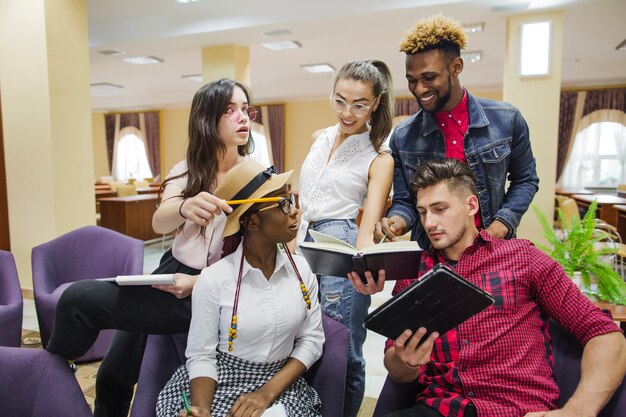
[299,230,422,283]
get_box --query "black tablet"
[364,263,494,342]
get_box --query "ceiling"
[87,0,626,111]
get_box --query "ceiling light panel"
[262,41,302,51]
[262,29,293,37]
[181,74,203,82]
[98,49,125,56]
[461,51,482,63]
[123,56,164,65]
[301,63,335,74]
[462,22,484,33]
[90,82,124,91]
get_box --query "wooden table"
[571,194,626,227]
[615,205,626,240]
[555,187,593,197]
[99,193,160,240]
[594,301,626,331]
[95,184,113,191]
[137,186,160,195]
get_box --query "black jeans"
[385,402,477,417]
[47,250,200,417]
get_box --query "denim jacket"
[388,91,539,248]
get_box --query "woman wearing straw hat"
[156,160,324,417]
[47,79,265,417]
[296,60,394,417]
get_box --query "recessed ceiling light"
[462,22,484,33]
[90,82,124,91]
[461,51,482,63]
[301,63,335,74]
[616,39,626,51]
[262,41,302,51]
[98,49,125,56]
[262,29,293,37]
[171,0,200,4]
[491,2,530,12]
[181,74,203,82]
[123,56,164,65]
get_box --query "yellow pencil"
[226,197,281,205]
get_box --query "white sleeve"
[185,266,220,381]
[289,257,324,369]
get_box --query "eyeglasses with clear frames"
[257,192,297,215]
[224,106,257,123]
[329,94,379,117]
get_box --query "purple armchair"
[0,346,92,416]
[0,250,23,347]
[373,319,626,417]
[130,314,350,417]
[32,225,143,362]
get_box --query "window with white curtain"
[559,121,626,188]
[113,132,154,182]
[249,122,273,167]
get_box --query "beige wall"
[471,89,503,102]
[284,100,336,190]
[92,112,109,179]
[0,0,93,288]
[504,11,564,245]
[160,107,191,175]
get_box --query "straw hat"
[214,159,293,237]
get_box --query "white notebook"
[99,274,175,286]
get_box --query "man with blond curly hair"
[375,14,539,249]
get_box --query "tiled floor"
[22,238,395,403]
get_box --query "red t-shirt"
[434,91,482,229]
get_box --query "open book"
[99,274,175,286]
[364,264,494,341]
[298,230,422,283]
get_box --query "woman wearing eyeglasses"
[47,78,261,417]
[156,160,324,417]
[296,59,394,417]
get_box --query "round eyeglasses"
[257,192,297,215]
[329,95,379,117]
[224,106,257,123]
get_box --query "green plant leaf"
[532,201,626,306]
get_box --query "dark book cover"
[299,244,423,282]
[364,264,494,341]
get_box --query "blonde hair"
[399,14,467,55]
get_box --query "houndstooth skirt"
[156,351,322,417]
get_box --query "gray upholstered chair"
[32,225,143,362]
[372,319,626,417]
[130,314,350,417]
[0,250,23,347]
[0,346,92,416]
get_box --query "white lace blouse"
[296,124,383,244]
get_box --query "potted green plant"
[533,201,626,305]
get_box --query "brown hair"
[161,78,254,199]
[409,159,477,199]
[399,14,467,61]
[333,60,394,151]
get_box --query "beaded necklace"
[228,240,312,351]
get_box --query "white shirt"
[164,160,227,270]
[296,124,383,244]
[186,242,325,382]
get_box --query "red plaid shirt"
[385,230,621,417]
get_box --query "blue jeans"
[305,219,370,417]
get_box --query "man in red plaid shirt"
[350,159,626,417]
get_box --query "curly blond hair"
[399,14,467,54]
